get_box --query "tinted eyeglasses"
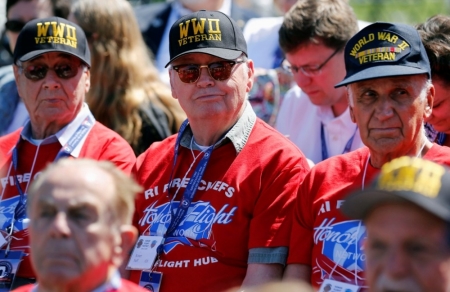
[172,60,246,83]
[18,62,82,81]
[5,20,27,32]
[282,47,342,76]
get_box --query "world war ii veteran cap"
[13,17,91,67]
[165,10,247,67]
[335,22,430,87]
[342,156,450,222]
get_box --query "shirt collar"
[318,105,355,130]
[20,103,95,157]
[180,101,256,153]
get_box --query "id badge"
[126,235,164,270]
[139,271,162,292]
[319,279,360,292]
[0,250,24,291]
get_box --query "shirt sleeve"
[248,155,310,251]
[287,171,315,265]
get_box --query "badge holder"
[0,248,24,291]
[318,279,360,292]
[126,235,165,270]
[139,271,163,292]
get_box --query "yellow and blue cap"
[336,22,430,87]
[13,17,91,67]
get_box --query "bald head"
[26,159,141,291]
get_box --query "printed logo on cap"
[177,17,222,47]
[35,21,78,49]
[349,30,411,67]
[377,156,446,198]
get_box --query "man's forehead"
[172,53,228,64]
[25,52,80,64]
[351,75,425,89]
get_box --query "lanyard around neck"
[321,123,358,161]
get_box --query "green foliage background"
[349,0,449,25]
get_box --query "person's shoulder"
[133,2,171,31]
[118,279,150,291]
[0,65,15,85]
[243,16,283,39]
[136,134,177,168]
[0,128,21,149]
[426,143,450,167]
[11,284,33,292]
[251,119,303,154]
[312,146,369,174]
[88,122,129,143]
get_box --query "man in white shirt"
[276,0,365,164]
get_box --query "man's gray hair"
[27,158,142,225]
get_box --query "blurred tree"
[350,0,449,25]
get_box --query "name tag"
[126,235,164,270]
[318,279,361,292]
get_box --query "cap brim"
[165,48,243,67]
[18,49,91,67]
[335,65,429,88]
[342,189,450,222]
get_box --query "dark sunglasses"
[172,60,246,83]
[5,20,27,32]
[19,63,81,81]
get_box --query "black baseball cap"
[342,156,450,222]
[165,10,247,67]
[13,17,91,67]
[335,22,430,87]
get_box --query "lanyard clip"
[5,219,15,257]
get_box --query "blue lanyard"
[165,119,217,237]
[321,123,358,161]
[9,114,94,225]
[437,132,447,146]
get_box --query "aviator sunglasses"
[18,62,82,81]
[5,19,27,32]
[172,60,246,83]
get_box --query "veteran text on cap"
[336,22,430,87]
[165,10,247,67]
[14,17,91,67]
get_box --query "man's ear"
[349,105,356,123]
[245,59,255,93]
[424,83,434,120]
[120,225,138,257]
[13,65,23,98]
[112,225,138,268]
[84,69,91,93]
[169,68,178,99]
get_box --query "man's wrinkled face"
[14,52,90,127]
[348,75,433,155]
[364,202,450,292]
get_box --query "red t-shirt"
[130,119,310,291]
[288,145,450,289]
[0,123,136,278]
[13,279,148,292]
